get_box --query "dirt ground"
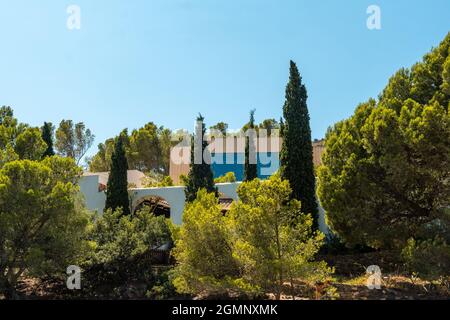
[317,251,450,300]
[4,252,449,300]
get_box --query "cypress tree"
[280,60,319,230]
[244,109,258,181]
[41,122,55,158]
[184,114,217,202]
[105,132,130,214]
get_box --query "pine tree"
[105,132,130,214]
[184,114,217,202]
[280,60,318,230]
[244,109,258,181]
[41,122,55,158]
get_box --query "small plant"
[314,281,340,300]
[402,237,450,281]
[146,269,178,300]
[214,172,237,183]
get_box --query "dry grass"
[3,251,449,300]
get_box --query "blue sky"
[1,0,449,157]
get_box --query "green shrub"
[171,189,239,296]
[146,269,178,300]
[172,176,333,299]
[82,207,172,297]
[0,157,91,299]
[227,176,333,299]
[142,174,174,187]
[214,172,237,183]
[317,33,450,250]
[402,237,450,280]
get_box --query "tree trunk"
[275,221,283,300]
[288,269,295,300]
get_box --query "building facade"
[79,138,329,233]
[169,138,325,184]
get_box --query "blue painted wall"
[211,152,280,181]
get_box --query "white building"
[79,171,239,225]
[79,170,329,234]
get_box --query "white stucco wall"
[216,182,241,200]
[128,182,242,225]
[79,175,106,214]
[130,186,186,225]
[79,177,329,234]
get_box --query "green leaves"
[13,128,46,161]
[317,32,450,250]
[0,109,94,169]
[41,122,55,158]
[81,207,172,295]
[173,176,332,298]
[244,109,258,182]
[402,237,450,280]
[89,122,173,174]
[184,115,217,203]
[228,176,331,298]
[214,172,237,183]
[128,122,161,172]
[172,189,237,295]
[280,60,319,230]
[88,207,172,265]
[0,157,92,296]
[105,134,130,215]
[55,120,94,165]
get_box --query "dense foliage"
[173,176,332,299]
[172,189,239,296]
[0,106,27,152]
[0,107,48,165]
[184,115,217,202]
[210,122,228,137]
[82,207,173,297]
[105,133,130,215]
[41,122,55,158]
[280,61,319,230]
[0,157,91,299]
[244,109,258,182]
[14,127,47,161]
[55,120,95,165]
[402,237,450,280]
[89,122,173,175]
[142,174,175,188]
[214,172,237,183]
[317,33,450,254]
[228,175,332,299]
[242,118,280,135]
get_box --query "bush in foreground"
[172,176,333,299]
[171,189,239,296]
[0,157,91,299]
[228,175,333,299]
[82,207,173,298]
[317,33,450,256]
